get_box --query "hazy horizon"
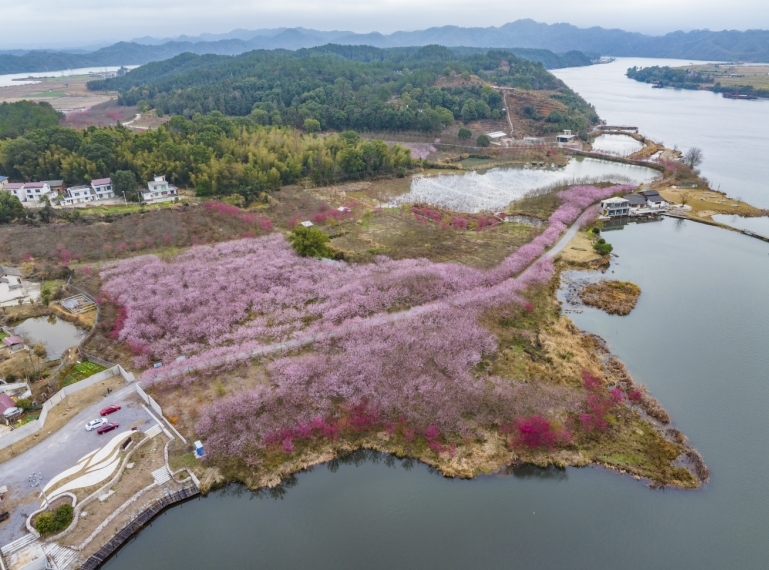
[2,1,769,51]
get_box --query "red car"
[99,404,121,416]
[97,422,119,435]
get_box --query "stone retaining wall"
[78,485,199,570]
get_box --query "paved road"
[545,210,590,260]
[0,384,156,546]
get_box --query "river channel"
[102,60,769,569]
[553,57,769,208]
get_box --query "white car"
[85,418,108,431]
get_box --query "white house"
[599,197,630,218]
[61,177,115,206]
[61,185,94,205]
[640,190,668,210]
[624,194,649,215]
[141,175,178,203]
[2,181,56,203]
[556,130,577,143]
[0,266,32,306]
[91,177,115,200]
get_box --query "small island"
[579,280,641,316]
[627,64,769,99]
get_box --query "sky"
[2,0,768,50]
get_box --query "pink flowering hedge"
[100,184,634,460]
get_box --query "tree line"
[0,113,419,207]
[0,101,62,139]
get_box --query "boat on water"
[723,92,758,100]
[651,82,664,89]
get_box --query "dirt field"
[331,208,538,268]
[681,64,769,91]
[658,187,764,218]
[0,74,116,112]
[61,100,138,129]
[557,230,604,265]
[122,109,170,131]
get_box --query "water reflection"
[12,315,85,360]
[395,157,660,212]
[505,463,569,481]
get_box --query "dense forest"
[89,45,597,134]
[0,101,62,139]
[0,113,419,201]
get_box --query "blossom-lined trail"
[142,204,595,386]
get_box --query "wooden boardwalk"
[79,484,199,570]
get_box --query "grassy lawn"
[60,361,107,388]
[0,330,8,341]
[80,201,180,215]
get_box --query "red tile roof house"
[2,336,25,352]
[0,393,16,415]
[2,181,56,203]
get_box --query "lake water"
[553,58,769,208]
[395,156,659,212]
[0,66,139,87]
[13,315,84,360]
[712,214,769,236]
[591,133,644,156]
[102,220,769,570]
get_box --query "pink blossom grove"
[99,184,633,459]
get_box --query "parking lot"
[0,384,158,546]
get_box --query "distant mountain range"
[1,20,768,75]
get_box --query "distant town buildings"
[2,174,183,207]
[141,175,178,203]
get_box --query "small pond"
[13,315,85,360]
[591,134,645,156]
[394,157,660,213]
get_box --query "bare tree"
[684,147,704,169]
[680,192,691,207]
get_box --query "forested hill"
[0,41,591,75]
[88,45,598,134]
